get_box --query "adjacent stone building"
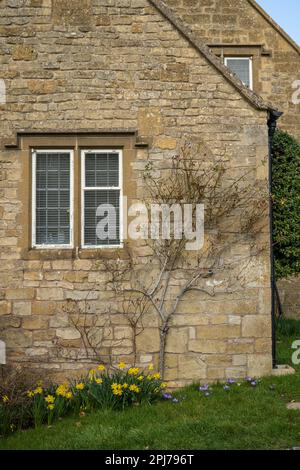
[0,0,280,385]
[165,0,300,140]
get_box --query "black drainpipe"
[267,109,283,369]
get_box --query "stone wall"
[0,0,272,386]
[164,0,300,141]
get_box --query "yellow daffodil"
[118,362,126,370]
[122,383,129,389]
[56,384,68,397]
[111,383,123,396]
[76,383,85,391]
[2,395,9,403]
[129,384,140,393]
[89,369,96,377]
[45,395,55,404]
[95,378,103,385]
[47,404,55,410]
[138,375,144,381]
[128,367,139,376]
[97,364,105,372]
[34,386,43,395]
[152,373,161,380]
[27,390,34,398]
[66,392,73,399]
[161,382,167,389]
[112,382,122,389]
[148,363,154,371]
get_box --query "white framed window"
[32,149,74,249]
[224,57,253,90]
[81,149,123,248]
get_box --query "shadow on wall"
[0,340,6,365]
[278,276,300,319]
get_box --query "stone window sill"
[23,247,125,261]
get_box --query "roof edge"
[149,0,277,113]
[247,0,300,55]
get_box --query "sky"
[257,0,300,44]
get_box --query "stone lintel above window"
[207,44,272,57]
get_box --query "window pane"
[225,58,251,88]
[36,191,46,208]
[84,189,120,246]
[36,171,46,188]
[60,171,70,189]
[60,191,70,208]
[47,192,59,208]
[36,209,46,227]
[85,153,119,187]
[35,152,71,245]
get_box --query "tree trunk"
[159,321,169,379]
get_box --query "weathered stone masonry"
[0,0,272,385]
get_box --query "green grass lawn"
[1,318,300,450]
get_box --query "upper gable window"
[224,57,253,90]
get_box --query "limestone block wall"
[0,0,272,386]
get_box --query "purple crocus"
[172,398,179,403]
[245,377,253,383]
[205,392,211,397]
[163,393,172,400]
[199,384,210,392]
[227,378,236,385]
[223,385,230,391]
[250,381,257,387]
